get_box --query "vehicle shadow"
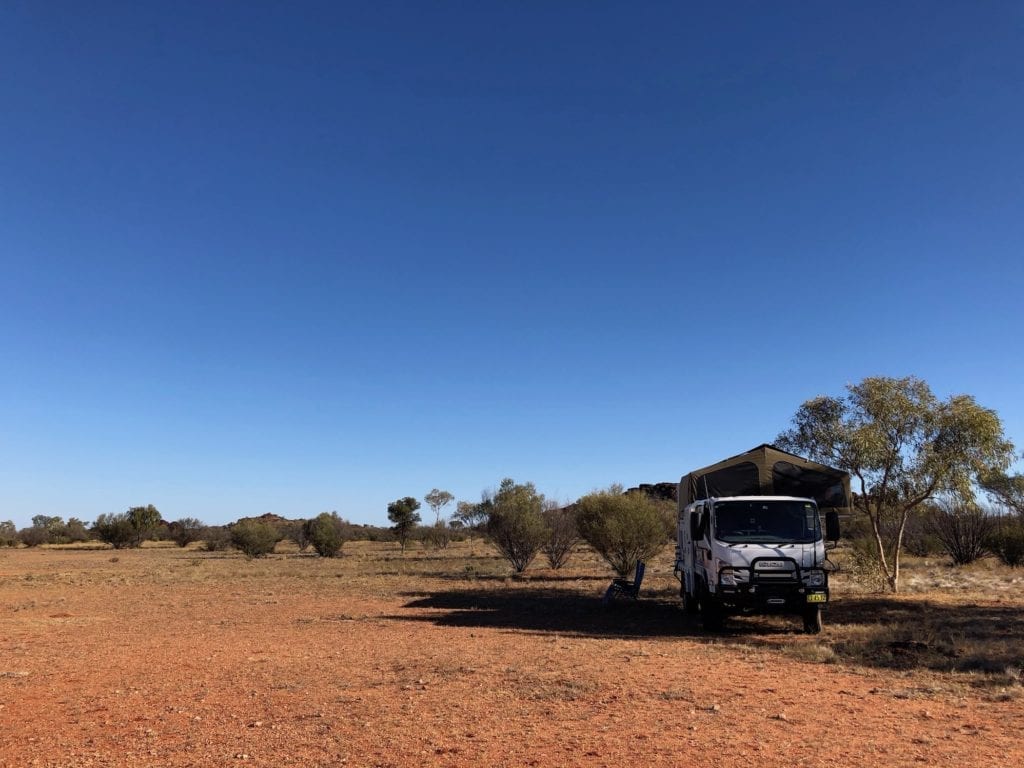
[389,587,1024,677]
[389,587,776,640]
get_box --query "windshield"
[712,500,821,544]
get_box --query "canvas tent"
[678,444,851,512]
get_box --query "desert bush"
[230,520,281,558]
[0,520,17,547]
[485,478,548,573]
[169,517,205,548]
[200,526,232,552]
[18,525,49,547]
[304,512,349,557]
[281,520,310,551]
[574,486,670,577]
[901,512,943,557]
[92,513,137,549]
[422,522,452,550]
[541,504,579,569]
[988,519,1024,568]
[841,536,889,592]
[348,524,396,543]
[64,518,90,542]
[926,501,993,566]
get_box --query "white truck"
[673,445,847,634]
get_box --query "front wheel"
[680,582,699,615]
[700,591,725,631]
[802,605,823,634]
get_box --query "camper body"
[674,445,849,634]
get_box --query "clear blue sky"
[2,2,1022,528]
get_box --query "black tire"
[802,605,823,634]
[700,591,724,631]
[681,583,699,615]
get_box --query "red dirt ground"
[2,544,1022,767]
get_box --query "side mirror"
[825,511,841,543]
[689,512,701,540]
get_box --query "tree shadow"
[822,595,1024,675]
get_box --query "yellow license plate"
[806,593,827,603]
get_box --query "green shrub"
[169,518,205,548]
[304,512,349,557]
[0,521,17,547]
[92,513,137,549]
[926,501,992,566]
[574,487,671,577]
[988,521,1024,568]
[230,520,280,559]
[18,526,49,547]
[200,526,232,552]
[485,479,548,573]
[422,522,452,550]
[541,505,579,569]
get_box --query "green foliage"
[900,512,943,557]
[424,488,455,525]
[64,518,90,542]
[304,512,349,557]
[200,525,232,552]
[0,520,17,547]
[281,520,310,551]
[541,504,579,569]
[574,487,671,577]
[422,521,452,549]
[31,515,67,542]
[777,375,1015,591]
[926,501,993,566]
[92,513,137,549]
[455,499,490,530]
[387,497,422,552]
[126,505,162,546]
[485,478,548,573]
[230,519,281,559]
[988,519,1024,568]
[980,470,1024,516]
[18,525,49,547]
[169,518,205,548]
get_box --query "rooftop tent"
[679,444,851,512]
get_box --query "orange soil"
[1,545,1022,768]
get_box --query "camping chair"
[602,561,645,606]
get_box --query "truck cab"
[676,495,835,633]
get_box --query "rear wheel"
[802,605,823,634]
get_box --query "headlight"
[720,568,737,586]
[803,570,825,587]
